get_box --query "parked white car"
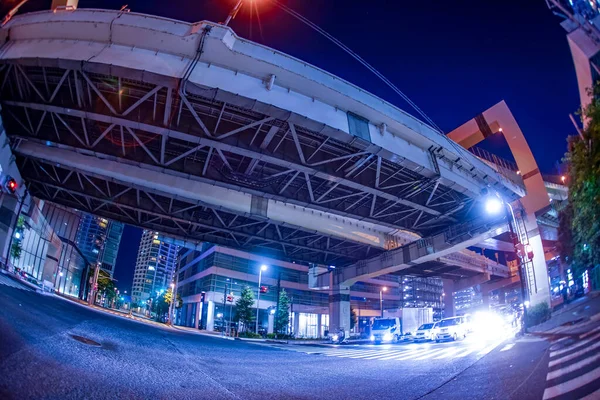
[432,317,468,342]
[413,323,436,342]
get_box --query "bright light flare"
[471,311,510,340]
[485,197,503,215]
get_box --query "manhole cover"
[70,334,101,347]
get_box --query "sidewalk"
[529,291,600,339]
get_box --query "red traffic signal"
[226,294,234,302]
[3,176,17,194]
[525,244,534,260]
[260,286,268,294]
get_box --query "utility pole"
[222,281,228,335]
[274,272,281,337]
[223,0,244,26]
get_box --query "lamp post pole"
[256,265,267,334]
[224,0,244,26]
[379,287,387,317]
[505,202,529,334]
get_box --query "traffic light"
[260,286,268,294]
[226,294,234,302]
[525,244,534,260]
[3,176,17,194]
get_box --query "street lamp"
[256,264,268,334]
[484,191,530,334]
[379,287,388,317]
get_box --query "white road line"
[581,388,600,399]
[547,352,600,380]
[550,332,600,358]
[434,347,462,360]
[478,341,502,356]
[335,350,389,359]
[543,365,600,400]
[451,347,476,359]
[413,348,449,361]
[362,350,410,360]
[394,348,440,361]
[377,350,416,360]
[580,325,600,339]
[500,343,515,352]
[549,340,600,368]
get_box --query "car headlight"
[383,333,393,341]
[370,335,375,341]
[332,334,338,341]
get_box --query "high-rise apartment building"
[131,231,179,305]
[76,214,124,277]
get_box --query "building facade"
[131,231,179,305]
[76,214,124,277]
[175,244,409,338]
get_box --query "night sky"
[3,1,581,290]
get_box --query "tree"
[163,287,183,309]
[350,307,357,331]
[10,216,25,262]
[235,286,255,333]
[95,269,116,304]
[275,288,290,335]
[560,83,600,280]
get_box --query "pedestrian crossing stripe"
[543,325,600,400]
[268,339,505,362]
[0,274,33,291]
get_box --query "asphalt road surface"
[0,280,552,400]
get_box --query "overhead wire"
[270,0,444,133]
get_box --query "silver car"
[413,323,436,342]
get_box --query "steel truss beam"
[0,65,472,237]
[20,157,379,265]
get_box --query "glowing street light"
[256,264,268,334]
[485,196,503,215]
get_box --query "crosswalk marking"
[581,388,600,399]
[0,273,33,292]
[547,352,600,380]
[549,339,600,368]
[549,331,600,358]
[580,325,600,339]
[434,348,462,359]
[500,343,514,352]
[542,321,600,400]
[543,365,600,400]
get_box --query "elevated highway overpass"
[0,8,548,332]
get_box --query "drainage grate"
[70,334,101,347]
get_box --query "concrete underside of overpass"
[0,8,549,337]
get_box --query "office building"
[131,231,179,305]
[76,214,124,277]
[175,244,403,338]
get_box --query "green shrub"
[238,331,261,339]
[525,302,551,327]
[266,333,276,339]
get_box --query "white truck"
[370,317,401,343]
[369,308,433,343]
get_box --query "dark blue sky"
[4,1,581,289]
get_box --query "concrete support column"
[293,312,300,338]
[525,225,551,307]
[498,289,506,305]
[442,279,455,318]
[317,314,322,338]
[482,292,490,309]
[206,301,215,331]
[194,302,201,329]
[329,285,351,337]
[267,313,274,334]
